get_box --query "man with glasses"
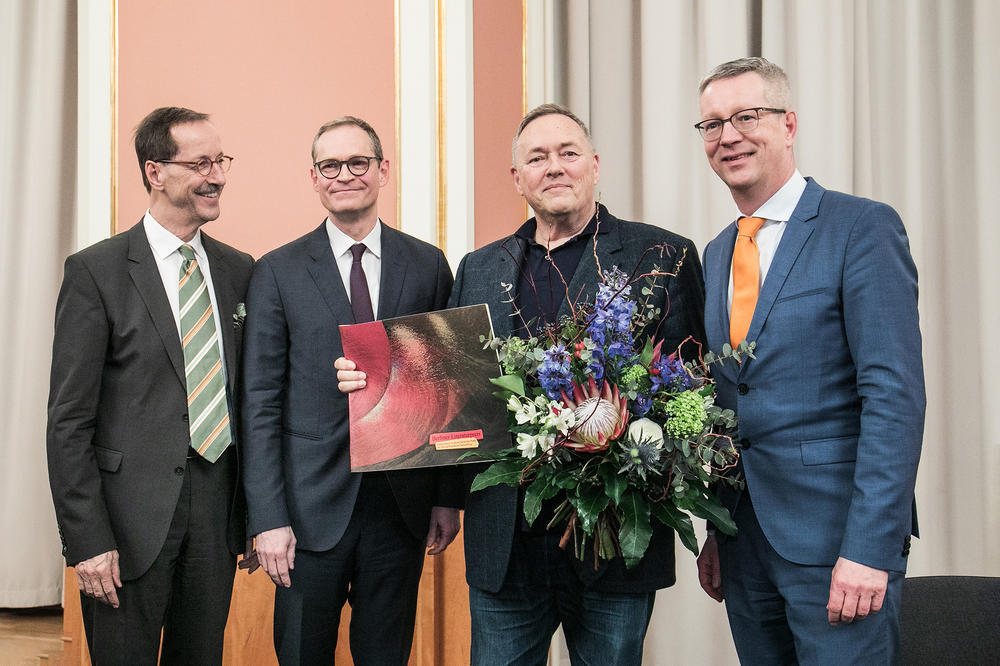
[445,104,705,664]
[47,106,253,664]
[241,116,461,664]
[693,58,924,664]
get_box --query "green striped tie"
[178,244,231,462]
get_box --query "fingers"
[696,536,725,602]
[255,528,296,588]
[75,550,121,607]
[425,508,460,555]
[827,558,888,625]
[334,357,366,393]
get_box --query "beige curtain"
[549,0,1000,663]
[0,0,77,607]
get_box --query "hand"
[75,550,122,608]
[696,534,724,602]
[255,526,296,588]
[827,557,888,625]
[334,357,366,393]
[425,506,460,555]
[237,537,260,574]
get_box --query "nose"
[718,119,743,143]
[207,162,226,185]
[545,155,565,176]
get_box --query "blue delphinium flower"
[632,392,652,417]
[538,344,574,400]
[651,353,692,394]
[586,267,637,384]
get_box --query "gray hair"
[311,116,384,163]
[699,57,791,108]
[511,103,594,163]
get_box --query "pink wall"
[118,0,525,258]
[117,0,396,258]
[473,2,527,247]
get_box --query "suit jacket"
[703,178,924,573]
[46,221,253,580]
[240,222,460,551]
[449,205,706,593]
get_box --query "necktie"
[178,244,231,462]
[350,243,375,323]
[730,216,766,348]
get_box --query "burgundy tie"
[349,243,375,323]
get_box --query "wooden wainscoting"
[61,525,470,665]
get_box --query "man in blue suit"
[694,58,924,664]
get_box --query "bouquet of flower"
[469,258,751,568]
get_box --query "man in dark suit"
[46,106,253,664]
[694,58,924,664]
[447,104,706,664]
[241,116,461,665]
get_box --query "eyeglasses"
[313,156,380,179]
[155,155,234,176]
[694,107,786,141]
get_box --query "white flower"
[543,402,577,435]
[627,418,664,449]
[507,396,523,413]
[515,401,539,425]
[516,432,539,458]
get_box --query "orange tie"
[730,216,766,348]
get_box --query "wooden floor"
[0,607,64,665]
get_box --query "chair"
[900,575,1000,665]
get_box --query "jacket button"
[182,413,189,422]
[174,466,184,475]
[737,383,749,395]
[740,438,751,450]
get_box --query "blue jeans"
[469,532,655,666]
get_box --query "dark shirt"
[513,215,607,338]
[512,213,606,532]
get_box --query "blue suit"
[703,179,924,664]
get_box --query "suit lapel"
[377,224,407,319]
[491,234,528,336]
[202,234,239,393]
[305,223,356,325]
[126,224,186,388]
[739,180,823,376]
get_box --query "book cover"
[340,304,510,471]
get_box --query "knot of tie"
[738,216,766,238]
[351,243,367,262]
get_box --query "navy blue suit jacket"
[703,179,924,573]
[240,222,459,551]
[449,205,706,593]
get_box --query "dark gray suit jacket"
[448,205,706,593]
[240,222,461,551]
[47,221,253,580]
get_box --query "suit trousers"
[719,494,902,665]
[273,472,425,666]
[81,448,237,665]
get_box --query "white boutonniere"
[233,302,246,329]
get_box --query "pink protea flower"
[560,377,629,453]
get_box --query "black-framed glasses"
[694,107,786,141]
[313,156,379,179]
[155,155,234,176]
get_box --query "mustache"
[194,184,222,195]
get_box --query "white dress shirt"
[727,170,808,312]
[142,212,227,363]
[326,219,382,318]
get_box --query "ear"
[511,165,523,196]
[376,158,390,187]
[145,160,165,191]
[310,165,321,192]
[592,153,600,185]
[784,111,797,146]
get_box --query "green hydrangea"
[664,390,707,439]
[619,363,647,389]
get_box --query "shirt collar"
[142,210,206,260]
[326,218,383,259]
[748,169,807,222]
[514,203,607,245]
